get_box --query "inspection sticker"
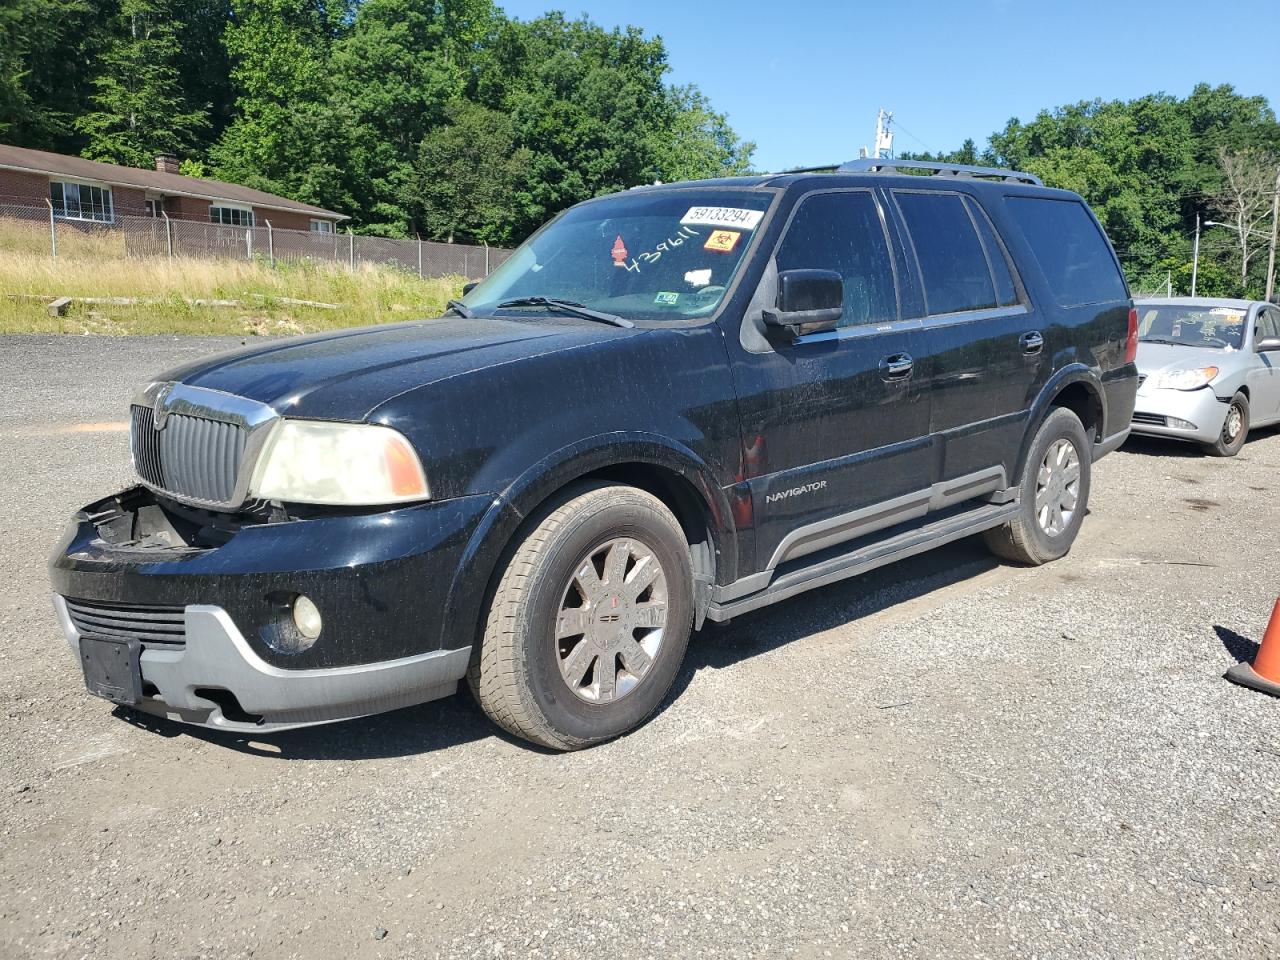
[704,230,741,254]
[680,206,763,230]
[655,291,680,305]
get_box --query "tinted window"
[774,191,897,327]
[895,192,996,315]
[1006,197,1127,306]
[964,197,1019,307]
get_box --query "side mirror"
[1258,337,1280,352]
[762,269,842,336]
[462,281,479,296]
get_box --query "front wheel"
[1202,392,1249,457]
[468,482,693,750]
[984,406,1092,566]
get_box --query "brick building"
[0,144,346,233]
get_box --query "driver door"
[723,189,933,575]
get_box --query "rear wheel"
[984,406,1092,566]
[1202,392,1249,457]
[468,482,693,750]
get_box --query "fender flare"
[436,432,736,653]
[1013,363,1106,483]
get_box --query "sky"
[498,0,1280,172]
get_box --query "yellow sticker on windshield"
[704,230,741,254]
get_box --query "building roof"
[0,143,346,220]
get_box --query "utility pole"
[1191,212,1201,297]
[1266,168,1279,303]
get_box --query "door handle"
[1020,331,1044,354]
[880,353,914,380]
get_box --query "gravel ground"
[2,334,1279,960]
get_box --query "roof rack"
[836,158,1042,186]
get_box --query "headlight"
[250,420,429,505]
[1149,366,1219,391]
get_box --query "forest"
[904,85,1280,297]
[0,0,755,244]
[2,2,1278,295]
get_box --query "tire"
[467,482,693,750]
[1202,392,1249,457]
[983,406,1092,566]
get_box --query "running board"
[705,500,1018,622]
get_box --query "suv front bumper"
[50,487,494,731]
[54,597,469,731]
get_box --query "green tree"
[653,85,755,182]
[0,0,102,151]
[209,0,356,214]
[415,99,532,245]
[77,0,210,167]
[330,0,496,235]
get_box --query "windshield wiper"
[1138,337,1177,345]
[444,299,474,318]
[496,296,634,329]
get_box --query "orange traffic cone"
[1226,599,1280,698]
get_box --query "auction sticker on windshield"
[680,207,764,230]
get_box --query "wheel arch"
[1015,365,1106,483]
[438,435,737,652]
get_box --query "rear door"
[723,188,932,575]
[888,188,1041,488]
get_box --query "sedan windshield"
[1136,304,1247,350]
[461,189,775,322]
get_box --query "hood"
[1135,341,1233,374]
[153,315,643,420]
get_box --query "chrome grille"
[64,597,186,648]
[157,412,246,504]
[130,405,163,487]
[129,382,275,508]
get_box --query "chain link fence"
[0,202,511,279]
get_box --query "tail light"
[1124,306,1138,364]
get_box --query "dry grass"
[0,220,463,336]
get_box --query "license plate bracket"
[80,636,143,706]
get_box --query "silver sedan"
[1130,297,1280,456]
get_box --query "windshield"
[1136,304,1247,350]
[461,189,775,322]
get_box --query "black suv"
[50,159,1137,749]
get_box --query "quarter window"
[1005,197,1127,306]
[49,181,114,223]
[895,192,996,316]
[964,197,1020,307]
[210,205,254,227]
[774,191,897,328]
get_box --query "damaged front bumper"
[49,486,489,731]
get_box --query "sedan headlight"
[250,420,429,505]
[1149,366,1219,391]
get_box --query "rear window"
[895,192,996,316]
[1005,197,1127,306]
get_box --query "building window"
[144,199,161,218]
[49,181,114,223]
[210,205,254,227]
[310,219,335,234]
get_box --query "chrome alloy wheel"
[1223,403,1244,443]
[554,537,668,704]
[1034,438,1081,537]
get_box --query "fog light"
[292,595,323,640]
[1168,417,1197,430]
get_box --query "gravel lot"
[2,334,1279,960]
